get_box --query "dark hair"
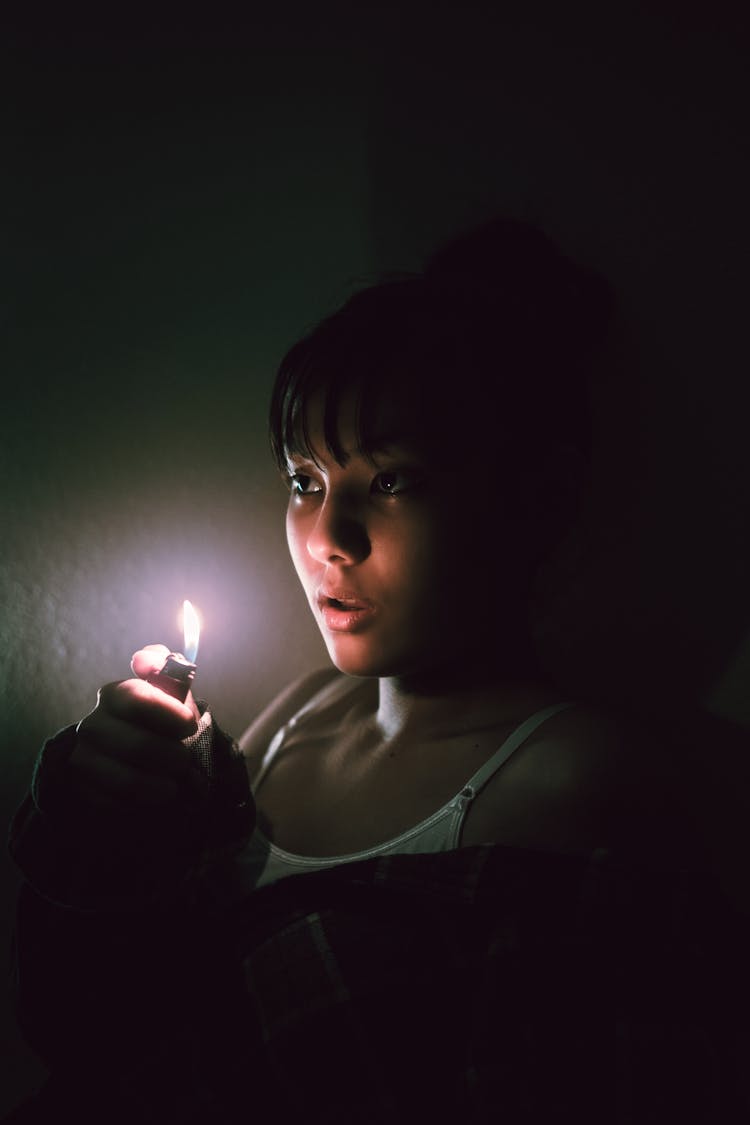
[269,218,614,473]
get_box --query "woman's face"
[284,394,529,680]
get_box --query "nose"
[306,492,370,566]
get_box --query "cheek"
[379,519,454,617]
[286,508,312,582]
[394,505,501,619]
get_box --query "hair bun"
[424,217,560,286]
[424,217,615,351]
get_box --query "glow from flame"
[182,599,200,663]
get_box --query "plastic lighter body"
[147,652,197,703]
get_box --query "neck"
[374,641,547,743]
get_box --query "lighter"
[147,599,200,703]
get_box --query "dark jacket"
[7,723,750,1124]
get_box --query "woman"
[8,219,746,1122]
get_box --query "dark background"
[2,4,749,1112]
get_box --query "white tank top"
[224,682,574,895]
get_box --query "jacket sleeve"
[7,710,256,1097]
[8,709,255,911]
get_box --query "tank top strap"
[461,701,576,798]
[252,674,364,795]
[252,725,287,794]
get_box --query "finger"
[98,678,198,737]
[131,645,171,679]
[68,748,183,808]
[131,648,201,722]
[76,710,198,779]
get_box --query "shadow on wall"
[364,2,750,729]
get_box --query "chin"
[323,635,428,680]
[326,649,390,678]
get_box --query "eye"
[287,473,323,496]
[372,470,418,496]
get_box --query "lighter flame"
[182,599,201,663]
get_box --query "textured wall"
[1,24,372,1111]
[2,4,749,1113]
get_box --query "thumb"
[131,644,201,723]
[131,644,172,679]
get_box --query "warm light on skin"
[182,599,201,663]
[283,385,549,691]
[284,424,500,680]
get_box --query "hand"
[70,644,208,823]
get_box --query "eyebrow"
[364,422,442,450]
[364,429,413,447]
[285,432,415,456]
[368,436,440,462]
[284,437,427,472]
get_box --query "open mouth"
[316,590,376,631]
[326,596,364,610]
[318,589,372,610]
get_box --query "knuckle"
[96,680,130,710]
[131,645,170,679]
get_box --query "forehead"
[288,380,451,464]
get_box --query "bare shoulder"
[499,699,750,918]
[533,696,698,785]
[466,696,706,865]
[537,699,750,875]
[239,667,344,782]
[519,696,644,782]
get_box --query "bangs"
[269,279,435,471]
[269,337,373,471]
[269,255,603,474]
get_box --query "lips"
[316,588,376,632]
[317,588,374,612]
